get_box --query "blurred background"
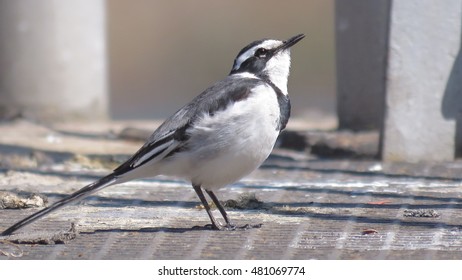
[1,0,460,162]
[108,0,335,119]
[0,0,335,121]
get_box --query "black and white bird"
[1,34,305,235]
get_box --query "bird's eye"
[255,48,268,58]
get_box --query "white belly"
[158,84,281,190]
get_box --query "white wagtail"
[1,34,305,235]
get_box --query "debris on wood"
[367,200,392,205]
[223,193,266,210]
[0,191,47,209]
[362,228,379,235]
[3,223,78,245]
[0,239,24,258]
[403,209,440,218]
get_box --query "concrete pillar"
[382,0,462,162]
[0,0,108,121]
[335,0,391,131]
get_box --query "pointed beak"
[278,34,305,51]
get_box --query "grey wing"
[113,75,262,175]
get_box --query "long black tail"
[1,173,119,236]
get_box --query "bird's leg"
[192,185,222,230]
[206,190,262,230]
[205,190,235,229]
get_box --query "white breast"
[158,84,281,190]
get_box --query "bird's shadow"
[80,225,216,235]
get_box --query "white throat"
[264,50,291,95]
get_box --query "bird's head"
[230,34,305,94]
